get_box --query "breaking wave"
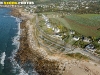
[10,17,29,75]
[10,17,38,75]
[0,52,6,66]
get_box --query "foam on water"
[10,17,38,75]
[10,17,29,75]
[3,15,16,18]
[0,52,6,66]
[11,16,22,23]
[3,16,9,17]
[18,69,28,75]
[16,18,22,23]
[10,15,16,18]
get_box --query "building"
[85,44,96,52]
[73,36,80,41]
[70,30,75,35]
[98,40,100,44]
[83,37,91,43]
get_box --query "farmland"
[65,14,100,38]
[39,13,100,38]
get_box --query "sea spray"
[10,17,38,75]
[10,17,29,75]
[0,8,30,75]
[0,52,6,66]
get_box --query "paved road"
[36,14,100,64]
[68,48,100,63]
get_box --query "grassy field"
[65,14,100,38]
[66,14,100,26]
[40,13,100,37]
[66,53,89,60]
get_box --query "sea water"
[0,8,38,75]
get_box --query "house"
[85,44,96,52]
[46,23,51,28]
[86,44,94,49]
[51,35,62,40]
[70,30,75,35]
[83,37,91,43]
[85,7,89,9]
[42,14,52,28]
[54,28,60,33]
[98,40,100,44]
[73,36,80,41]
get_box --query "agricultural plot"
[49,18,68,31]
[65,14,100,38]
[78,14,100,21]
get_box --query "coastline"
[11,8,100,75]
[11,8,63,75]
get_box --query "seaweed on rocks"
[12,8,62,75]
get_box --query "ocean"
[0,7,37,75]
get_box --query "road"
[35,14,100,64]
[68,48,100,63]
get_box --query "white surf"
[0,52,6,66]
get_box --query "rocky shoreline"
[10,8,21,18]
[11,8,63,75]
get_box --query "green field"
[66,53,89,60]
[40,13,100,38]
[65,14,100,38]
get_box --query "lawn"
[65,14,100,38]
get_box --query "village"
[18,0,100,59]
[40,14,100,56]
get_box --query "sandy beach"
[11,8,100,75]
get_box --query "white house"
[83,37,91,43]
[98,40,100,44]
[70,31,75,35]
[51,35,62,40]
[73,36,80,41]
[54,28,60,33]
